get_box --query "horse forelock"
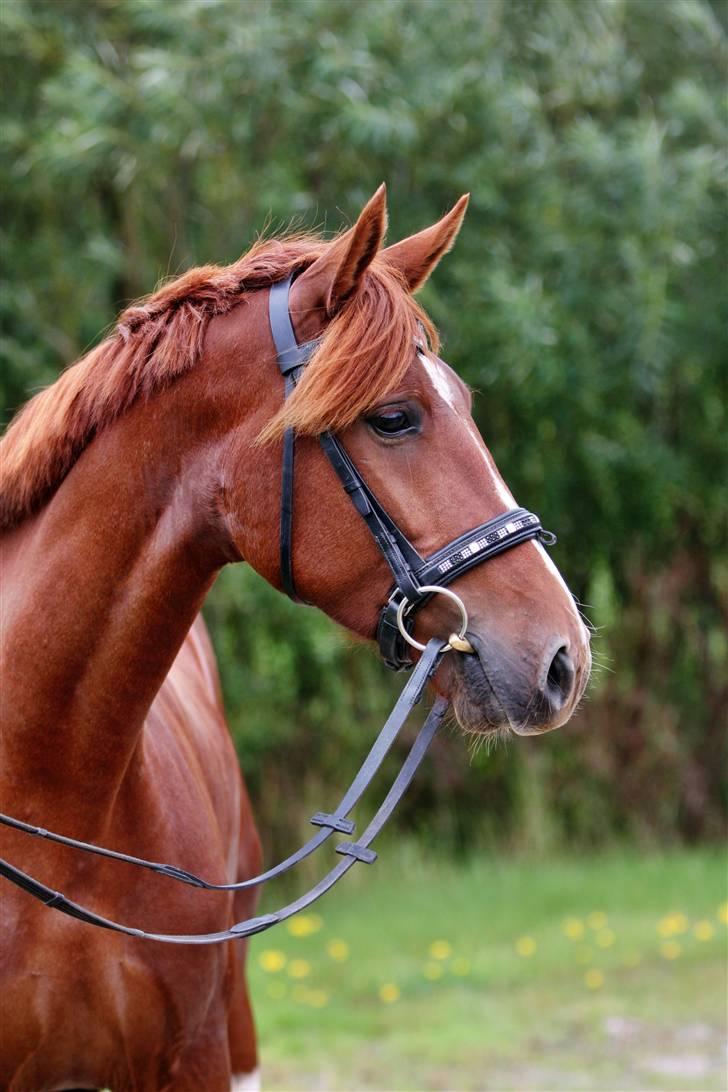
[0,232,435,531]
[257,256,438,444]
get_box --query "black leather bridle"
[269,274,554,671]
[0,276,555,944]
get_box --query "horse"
[0,185,591,1091]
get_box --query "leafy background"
[2,0,726,860]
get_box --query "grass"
[248,845,727,1091]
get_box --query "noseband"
[0,277,556,944]
[269,274,554,670]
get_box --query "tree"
[2,0,726,850]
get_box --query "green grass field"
[248,846,727,1091]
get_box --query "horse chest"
[0,903,233,1088]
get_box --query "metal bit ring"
[395,585,474,654]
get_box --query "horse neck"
[0,340,257,824]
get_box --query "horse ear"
[382,194,469,292]
[290,184,388,333]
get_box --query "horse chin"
[450,665,514,737]
[445,645,508,736]
[448,644,551,738]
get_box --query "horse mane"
[0,233,437,531]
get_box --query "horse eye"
[367,408,417,438]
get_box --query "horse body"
[1,537,258,1089]
[0,334,263,1088]
[0,618,260,1090]
[0,188,591,1089]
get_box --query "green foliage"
[1,0,726,852]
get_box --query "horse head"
[213,186,591,735]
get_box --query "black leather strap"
[336,842,377,864]
[417,509,553,584]
[280,412,298,599]
[269,276,426,605]
[269,276,318,600]
[0,653,448,944]
[377,509,555,670]
[0,639,444,895]
[319,432,424,602]
[268,277,316,376]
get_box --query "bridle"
[0,276,555,944]
[270,274,554,670]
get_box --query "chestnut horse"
[0,187,590,1090]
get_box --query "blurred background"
[2,1,726,1088]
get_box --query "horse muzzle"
[449,630,590,736]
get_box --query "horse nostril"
[545,645,575,711]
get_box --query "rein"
[0,277,555,944]
[0,643,447,944]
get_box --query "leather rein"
[0,276,555,944]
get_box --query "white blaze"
[419,352,459,412]
[419,351,583,619]
[420,350,517,507]
[462,418,517,508]
[530,539,585,630]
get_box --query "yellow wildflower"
[562,917,585,940]
[428,939,453,960]
[587,911,608,930]
[288,958,311,979]
[693,920,714,941]
[258,949,286,973]
[326,938,349,962]
[287,914,323,938]
[515,936,536,957]
[718,902,728,925]
[379,982,400,1003]
[657,912,689,937]
[451,957,471,976]
[596,928,616,948]
[660,941,681,960]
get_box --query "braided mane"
[0,233,436,530]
